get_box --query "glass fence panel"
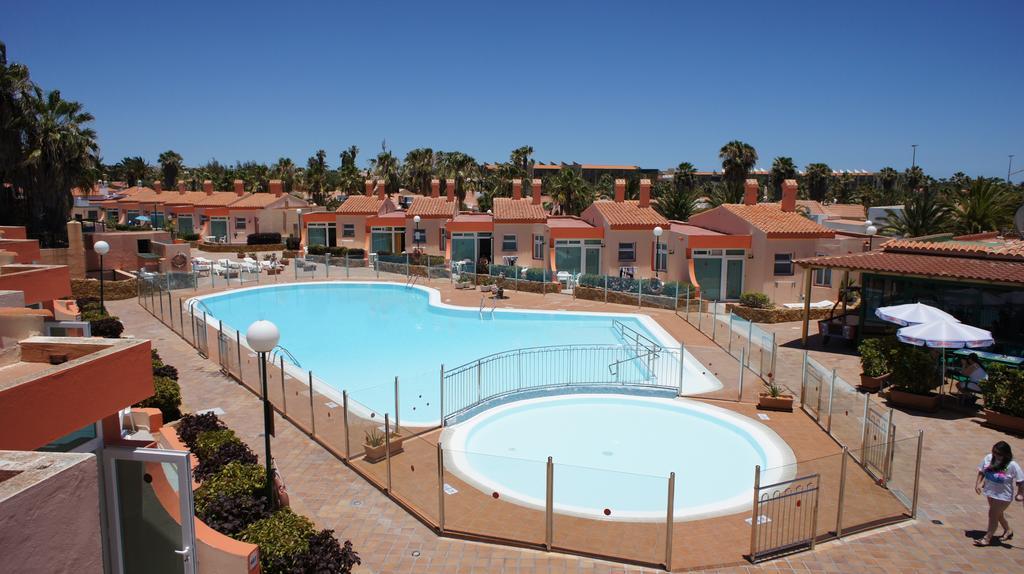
[551,462,667,568]
[827,374,866,449]
[388,429,441,526]
[758,452,842,543]
[344,391,392,490]
[441,449,547,547]
[308,373,348,458]
[844,441,912,534]
[802,357,828,420]
[886,434,922,514]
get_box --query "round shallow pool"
[442,394,795,520]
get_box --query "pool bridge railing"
[440,342,686,425]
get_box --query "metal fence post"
[637,278,642,309]
[384,413,392,492]
[664,471,675,570]
[677,344,685,396]
[604,275,608,303]
[308,371,316,436]
[860,393,870,461]
[800,350,809,405]
[749,465,761,560]
[712,300,719,341]
[345,253,350,278]
[439,364,445,426]
[342,390,351,459]
[394,376,400,430]
[437,442,446,532]
[280,356,288,414]
[738,348,746,402]
[836,446,849,537]
[236,331,242,382]
[179,298,185,334]
[911,430,924,519]
[769,332,777,382]
[746,319,753,367]
[727,315,733,354]
[406,253,410,277]
[685,286,691,322]
[545,456,554,551]
[827,368,836,433]
[697,300,703,331]
[476,360,482,403]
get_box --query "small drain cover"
[411,550,421,558]
[602,450,614,456]
[350,500,363,507]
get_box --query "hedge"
[135,376,182,422]
[577,274,691,296]
[247,232,282,245]
[982,364,1024,418]
[176,412,226,450]
[739,292,772,309]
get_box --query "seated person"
[957,353,987,394]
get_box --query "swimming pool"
[195,282,722,425]
[442,394,795,520]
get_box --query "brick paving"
[112,270,1024,573]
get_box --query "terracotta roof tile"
[882,238,1024,260]
[714,204,835,238]
[228,192,302,209]
[589,200,668,229]
[336,195,386,215]
[406,196,455,218]
[823,203,866,220]
[493,198,546,223]
[797,250,1024,285]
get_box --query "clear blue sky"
[3,1,1022,179]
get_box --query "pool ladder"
[479,296,497,319]
[270,345,302,368]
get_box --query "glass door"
[584,245,601,275]
[177,215,193,235]
[210,218,228,241]
[104,447,196,574]
[694,258,723,300]
[726,259,744,300]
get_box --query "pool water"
[443,394,795,519]
[196,282,721,424]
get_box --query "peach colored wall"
[0,340,153,450]
[493,222,547,267]
[744,234,862,304]
[84,231,173,272]
[337,214,369,250]
[231,207,301,242]
[0,226,28,239]
[686,208,753,236]
[599,229,659,278]
[152,241,192,273]
[0,238,41,263]
[0,265,71,308]
[405,218,446,256]
[0,453,103,573]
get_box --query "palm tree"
[337,146,362,195]
[0,41,37,225]
[881,189,950,237]
[403,148,434,195]
[435,151,479,204]
[158,150,183,189]
[545,167,594,216]
[705,181,741,207]
[768,157,796,200]
[673,162,697,194]
[718,140,758,201]
[655,179,699,221]
[119,156,150,187]
[594,173,615,199]
[802,163,832,201]
[946,178,1017,235]
[271,157,297,192]
[901,166,926,193]
[509,145,534,179]
[305,150,329,205]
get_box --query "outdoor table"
[952,348,1024,367]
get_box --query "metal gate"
[800,355,826,420]
[194,314,208,358]
[217,327,230,371]
[749,471,820,562]
[861,402,894,483]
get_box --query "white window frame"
[812,253,832,286]
[234,217,247,231]
[502,234,518,252]
[774,253,794,276]
[532,234,545,260]
[342,223,355,238]
[618,242,636,262]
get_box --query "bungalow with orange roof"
[447,212,495,265]
[192,180,251,242]
[492,179,549,268]
[687,179,863,303]
[665,221,751,300]
[225,179,308,241]
[303,180,397,251]
[404,179,457,256]
[580,179,670,279]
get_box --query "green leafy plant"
[195,462,266,516]
[239,508,316,574]
[981,364,1024,418]
[300,530,361,573]
[134,375,181,421]
[763,380,785,397]
[176,412,226,449]
[196,491,270,537]
[889,345,938,395]
[858,336,897,377]
[194,440,258,482]
[739,292,772,309]
[364,427,385,448]
[89,316,124,338]
[194,428,240,460]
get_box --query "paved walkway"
[111,280,1024,573]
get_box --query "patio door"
[210,218,228,241]
[103,447,197,574]
[725,259,744,300]
[584,244,601,275]
[694,258,723,300]
[177,215,194,235]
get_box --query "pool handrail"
[270,344,303,368]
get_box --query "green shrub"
[300,530,360,573]
[89,316,124,338]
[240,508,316,574]
[195,429,240,460]
[981,364,1024,418]
[890,345,938,395]
[178,232,200,241]
[195,462,266,516]
[739,292,772,309]
[134,375,182,421]
[524,267,549,282]
[346,248,366,259]
[194,440,258,482]
[307,244,327,255]
[176,412,226,449]
[196,490,270,537]
[858,336,897,377]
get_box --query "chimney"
[177,180,187,194]
[376,180,385,200]
[532,178,542,205]
[445,179,455,202]
[269,179,283,197]
[430,179,440,198]
[203,180,214,195]
[153,181,162,193]
[512,179,522,200]
[781,179,798,212]
[743,179,758,206]
[364,180,374,196]
[614,179,626,203]
[639,179,651,208]
[233,179,245,196]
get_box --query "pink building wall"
[493,222,548,267]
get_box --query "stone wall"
[472,274,561,294]
[72,277,137,300]
[730,304,855,324]
[198,242,284,253]
[574,285,693,310]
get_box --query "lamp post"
[865,220,878,250]
[246,320,280,507]
[296,208,303,250]
[413,215,421,247]
[653,226,664,280]
[94,241,110,313]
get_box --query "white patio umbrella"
[896,319,994,396]
[875,302,958,326]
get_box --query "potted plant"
[758,380,794,412]
[858,337,894,392]
[887,345,940,412]
[362,427,404,463]
[981,364,1024,433]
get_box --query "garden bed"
[730,304,856,324]
[574,285,683,309]
[72,276,137,300]
[198,242,284,253]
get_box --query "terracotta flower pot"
[859,372,890,393]
[888,388,940,413]
[758,393,794,412]
[983,409,1024,434]
[363,435,404,463]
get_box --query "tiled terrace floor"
[112,268,1024,573]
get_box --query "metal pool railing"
[440,343,685,424]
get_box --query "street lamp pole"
[94,241,110,313]
[413,215,421,248]
[653,226,664,280]
[246,320,280,508]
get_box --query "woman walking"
[975,441,1024,546]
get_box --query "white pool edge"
[440,394,797,522]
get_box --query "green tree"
[946,178,1017,235]
[119,156,151,187]
[655,179,699,221]
[718,140,758,201]
[673,162,697,194]
[305,150,329,205]
[337,146,362,195]
[802,163,832,201]
[0,41,37,227]
[705,181,741,207]
[901,166,927,193]
[402,147,434,195]
[509,145,534,179]
[545,166,594,216]
[271,157,297,193]
[768,157,796,200]
[881,190,950,237]
[158,150,183,189]
[594,173,615,199]
[434,151,479,204]
[369,143,400,196]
